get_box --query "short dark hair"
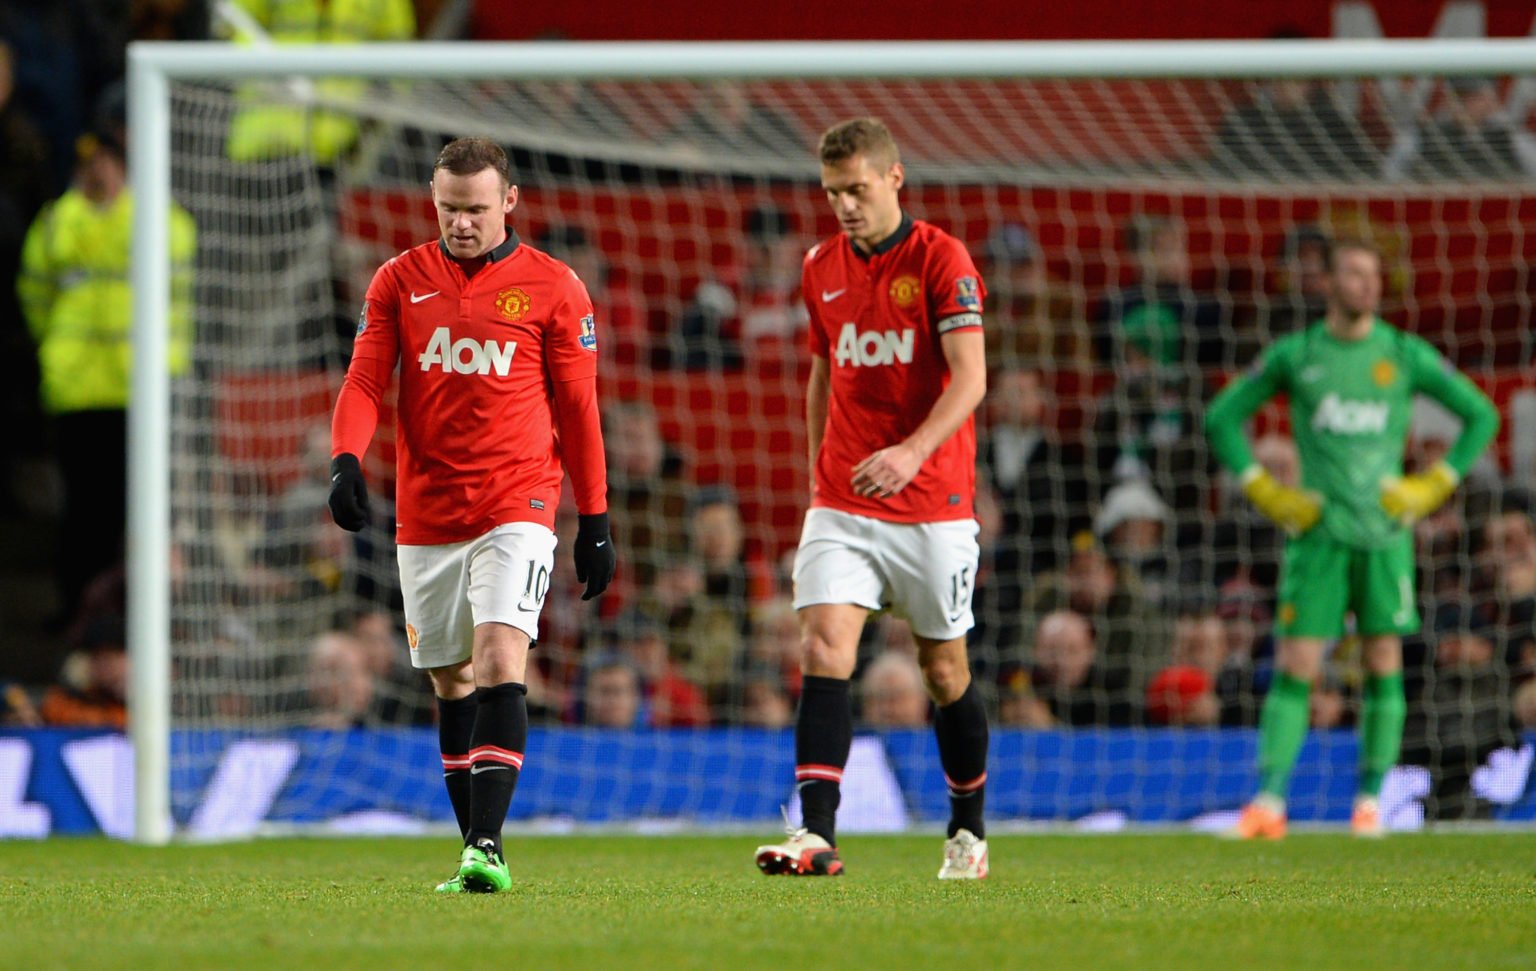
[434,137,511,185]
[818,117,900,168]
[1327,236,1381,271]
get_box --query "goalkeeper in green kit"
[1204,239,1498,838]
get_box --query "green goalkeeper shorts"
[1274,527,1419,639]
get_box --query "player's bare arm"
[850,327,986,499]
[806,354,831,480]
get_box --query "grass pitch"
[1,833,1533,970]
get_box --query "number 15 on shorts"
[948,565,973,624]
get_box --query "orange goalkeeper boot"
[1224,799,1287,840]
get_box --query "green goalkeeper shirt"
[1204,319,1499,550]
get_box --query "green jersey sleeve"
[1203,338,1293,475]
[1404,335,1500,478]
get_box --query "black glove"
[573,512,616,601]
[327,453,371,532]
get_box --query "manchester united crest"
[1372,359,1397,387]
[495,287,532,322]
[889,275,922,307]
[405,624,419,651]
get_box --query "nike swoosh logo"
[410,290,440,304]
[470,764,513,775]
[1300,365,1325,383]
[821,288,846,303]
[595,540,607,548]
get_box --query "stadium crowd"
[2,3,1534,825]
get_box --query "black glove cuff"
[330,453,362,478]
[577,512,611,537]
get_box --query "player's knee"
[920,655,969,705]
[428,660,474,699]
[800,632,856,679]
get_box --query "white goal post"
[126,38,1536,844]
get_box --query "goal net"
[127,41,1536,841]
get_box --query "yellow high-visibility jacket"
[225,0,416,163]
[18,189,197,414]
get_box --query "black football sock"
[436,691,479,840]
[465,682,528,857]
[795,675,852,846]
[934,680,989,839]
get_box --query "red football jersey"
[802,215,986,523]
[333,231,607,545]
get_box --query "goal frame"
[126,37,1536,843]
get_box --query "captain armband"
[936,312,983,334]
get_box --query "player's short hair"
[818,117,900,169]
[1327,236,1381,271]
[434,137,511,186]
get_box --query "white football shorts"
[396,522,557,670]
[792,507,980,641]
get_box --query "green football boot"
[457,839,512,893]
[434,872,466,894]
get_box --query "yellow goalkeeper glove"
[1241,465,1322,536]
[1380,460,1459,525]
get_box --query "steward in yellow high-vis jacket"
[17,126,196,620]
[222,0,416,163]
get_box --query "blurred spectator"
[536,225,646,369]
[1094,478,1177,611]
[971,367,1091,665]
[305,630,376,729]
[859,651,929,728]
[979,222,1090,369]
[1476,499,1536,606]
[1095,215,1225,368]
[740,677,792,728]
[1211,74,1380,181]
[350,610,436,726]
[980,367,1092,576]
[737,205,809,352]
[18,105,196,625]
[1401,602,1520,820]
[1308,669,1347,730]
[1392,78,1536,182]
[1256,224,1332,345]
[1514,676,1536,730]
[604,401,690,596]
[666,80,805,159]
[1,680,41,726]
[1473,499,1536,697]
[613,611,709,728]
[1145,610,1225,727]
[1211,575,1271,725]
[995,664,1056,729]
[1411,397,1503,492]
[1187,432,1292,596]
[1027,532,1165,717]
[582,657,644,729]
[1027,609,1135,726]
[741,596,802,700]
[670,205,807,370]
[39,614,128,729]
[219,0,416,163]
[649,486,757,699]
[1090,216,1217,548]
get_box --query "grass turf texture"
[2,834,1533,970]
